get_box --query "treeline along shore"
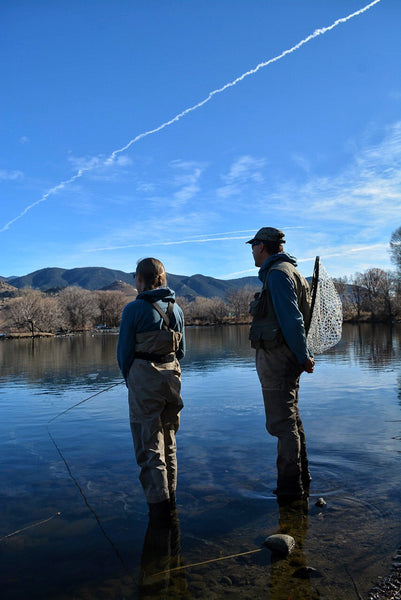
[0,263,400,336]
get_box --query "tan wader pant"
[127,331,183,504]
[256,344,309,496]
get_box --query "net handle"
[306,256,320,336]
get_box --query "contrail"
[1,0,381,233]
[221,242,388,278]
[86,226,305,252]
[86,235,252,252]
[297,242,388,262]
[1,165,94,233]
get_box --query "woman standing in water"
[117,258,185,522]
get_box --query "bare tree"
[59,286,100,330]
[37,296,65,332]
[358,268,385,319]
[184,297,210,323]
[181,296,227,324]
[333,277,354,320]
[390,226,401,276]
[205,297,228,323]
[379,270,398,320]
[95,291,126,328]
[8,289,63,333]
[175,296,191,318]
[225,286,257,319]
[347,274,369,320]
[350,269,398,321]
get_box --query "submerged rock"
[293,566,323,579]
[263,534,295,555]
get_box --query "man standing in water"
[247,228,315,503]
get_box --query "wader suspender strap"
[134,300,177,363]
[150,300,174,331]
[253,263,275,319]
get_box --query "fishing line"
[0,513,61,542]
[151,547,265,578]
[47,380,136,583]
[47,381,122,424]
[1,0,381,233]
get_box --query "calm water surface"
[1,324,401,599]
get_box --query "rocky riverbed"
[367,547,401,600]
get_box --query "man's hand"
[303,357,315,373]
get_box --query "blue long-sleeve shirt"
[117,287,185,381]
[259,253,310,364]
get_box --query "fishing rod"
[306,256,320,337]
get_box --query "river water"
[1,324,400,599]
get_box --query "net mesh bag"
[306,258,343,354]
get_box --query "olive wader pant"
[256,343,309,496]
[127,329,183,504]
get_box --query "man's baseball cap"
[246,227,286,245]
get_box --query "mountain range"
[2,266,261,299]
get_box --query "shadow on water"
[1,324,401,598]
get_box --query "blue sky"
[1,0,400,281]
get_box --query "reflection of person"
[138,514,191,599]
[247,228,314,502]
[269,499,318,599]
[117,258,185,522]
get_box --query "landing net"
[306,257,343,354]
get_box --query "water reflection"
[138,513,191,599]
[326,323,399,370]
[268,499,319,600]
[1,323,401,599]
[1,324,398,383]
[0,334,121,390]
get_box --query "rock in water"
[263,534,295,555]
[293,566,323,579]
[315,497,326,507]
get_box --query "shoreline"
[1,318,400,340]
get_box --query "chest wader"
[127,300,183,520]
[250,261,311,500]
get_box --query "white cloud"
[263,121,401,228]
[290,153,311,174]
[217,155,266,199]
[170,161,204,206]
[136,182,157,193]
[223,155,266,184]
[0,169,24,181]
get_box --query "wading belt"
[133,351,176,363]
[134,300,177,363]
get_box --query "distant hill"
[100,280,137,298]
[4,266,261,299]
[0,280,19,298]
[7,267,134,292]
